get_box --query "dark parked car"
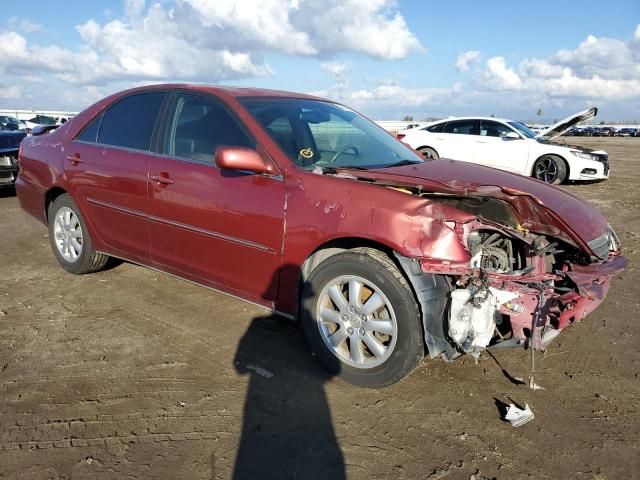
[0,126,26,187]
[0,115,22,131]
[615,128,636,137]
[15,85,627,387]
[27,115,58,126]
[595,126,616,137]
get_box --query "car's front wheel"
[532,155,567,184]
[301,249,424,388]
[48,194,109,274]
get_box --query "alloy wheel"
[53,207,83,262]
[315,275,398,369]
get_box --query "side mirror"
[503,131,520,140]
[215,146,276,175]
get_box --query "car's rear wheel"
[418,146,439,160]
[48,194,109,274]
[532,155,567,184]
[301,249,424,388]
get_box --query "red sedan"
[16,85,627,387]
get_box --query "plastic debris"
[505,403,534,427]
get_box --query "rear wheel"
[418,146,439,160]
[48,194,109,274]
[301,249,424,388]
[532,155,567,184]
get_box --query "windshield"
[508,121,537,139]
[240,98,423,170]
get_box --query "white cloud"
[481,56,523,90]
[316,25,640,121]
[0,0,421,109]
[7,17,43,33]
[0,84,21,100]
[475,27,640,100]
[321,61,351,78]
[455,50,481,72]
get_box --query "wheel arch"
[44,186,69,224]
[295,236,453,359]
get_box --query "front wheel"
[48,194,109,274]
[301,249,424,388]
[532,155,567,184]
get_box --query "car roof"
[431,116,515,124]
[112,83,326,101]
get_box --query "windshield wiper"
[381,159,423,168]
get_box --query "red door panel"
[65,142,151,261]
[147,157,285,304]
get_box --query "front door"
[147,92,286,304]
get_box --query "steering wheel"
[329,145,359,163]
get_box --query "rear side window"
[425,123,443,133]
[443,120,476,135]
[166,93,254,163]
[98,92,165,151]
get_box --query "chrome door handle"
[66,154,83,164]
[150,174,174,185]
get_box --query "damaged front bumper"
[0,149,19,186]
[398,251,628,362]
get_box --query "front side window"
[241,98,423,170]
[479,120,516,138]
[165,93,254,163]
[98,92,165,151]
[443,120,476,135]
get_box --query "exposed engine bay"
[391,187,626,362]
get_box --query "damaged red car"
[16,85,627,387]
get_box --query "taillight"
[397,133,406,140]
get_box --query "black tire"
[532,154,567,184]
[301,249,424,388]
[48,194,109,274]
[418,146,439,160]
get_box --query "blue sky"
[1,0,639,121]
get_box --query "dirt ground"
[0,137,638,479]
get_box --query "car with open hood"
[398,108,609,184]
[15,85,626,387]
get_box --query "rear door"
[439,119,478,161]
[65,91,166,262]
[147,92,286,304]
[474,120,529,173]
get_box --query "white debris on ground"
[505,403,534,427]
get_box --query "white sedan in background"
[398,108,609,184]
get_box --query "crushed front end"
[399,190,628,362]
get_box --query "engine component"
[449,287,519,352]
